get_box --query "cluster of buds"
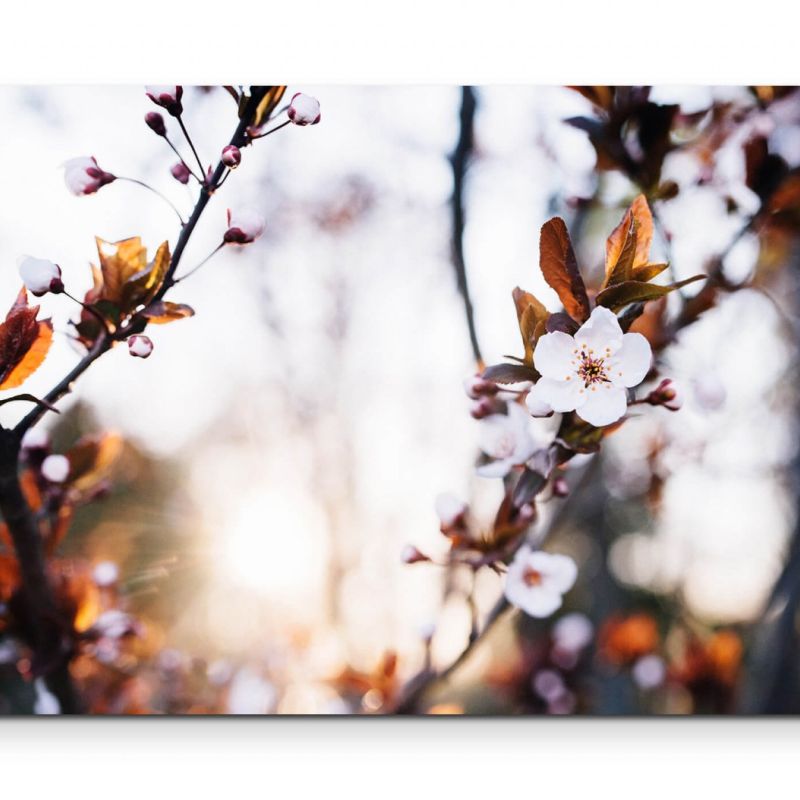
[145,85,183,117]
[63,156,116,197]
[224,208,266,244]
[464,373,503,419]
[18,256,64,296]
[644,378,683,411]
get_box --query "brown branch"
[0,86,273,713]
[451,86,482,366]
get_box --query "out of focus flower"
[400,544,430,564]
[598,612,659,665]
[692,371,726,411]
[21,428,49,451]
[18,256,63,296]
[434,492,467,528]
[553,612,594,653]
[92,609,137,640]
[288,93,321,126]
[221,145,241,168]
[476,402,538,478]
[92,561,119,588]
[145,85,183,116]
[224,208,266,244]
[226,666,277,714]
[128,335,153,359]
[527,306,652,427]
[646,378,683,411]
[552,476,569,497]
[533,669,567,703]
[63,156,115,196]
[504,546,578,618]
[41,454,69,484]
[525,387,554,418]
[170,162,191,184]
[33,679,60,715]
[632,654,667,690]
[145,111,167,136]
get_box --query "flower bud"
[646,378,683,411]
[128,335,154,359]
[41,454,70,484]
[145,111,167,137]
[63,156,115,196]
[552,476,569,497]
[464,374,498,400]
[224,208,265,244]
[92,561,119,588]
[21,428,50,451]
[145,85,183,116]
[170,162,191,184]
[401,544,430,565]
[221,145,241,169]
[287,93,321,126]
[434,492,467,528]
[17,256,63,296]
[470,396,505,420]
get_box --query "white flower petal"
[525,382,554,417]
[505,581,564,618]
[532,377,585,413]
[613,332,652,388]
[574,306,623,353]
[476,459,512,478]
[576,385,628,426]
[533,332,576,379]
[530,552,578,594]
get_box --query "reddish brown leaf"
[142,301,195,325]
[512,287,548,364]
[0,288,53,390]
[596,275,705,311]
[604,195,655,288]
[539,218,590,322]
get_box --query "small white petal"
[18,256,61,295]
[528,551,578,594]
[505,582,564,618]
[614,332,652,388]
[476,459,512,478]
[533,331,576,379]
[574,306,623,353]
[434,492,466,526]
[532,377,585,413]
[576,385,628,427]
[41,454,70,483]
[525,382,554,417]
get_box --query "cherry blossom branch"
[176,115,206,179]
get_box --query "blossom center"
[572,344,612,388]
[523,567,543,587]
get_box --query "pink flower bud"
[470,396,504,419]
[170,162,191,184]
[224,208,265,244]
[63,156,115,196]
[17,256,63,296]
[464,374,498,400]
[287,93,321,126]
[145,111,167,136]
[646,378,683,411]
[221,145,241,169]
[145,85,183,116]
[401,545,430,565]
[128,335,154,359]
[41,454,70,484]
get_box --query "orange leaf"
[142,301,195,325]
[96,237,148,307]
[512,287,548,364]
[605,195,655,288]
[539,218,590,322]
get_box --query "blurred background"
[0,85,799,714]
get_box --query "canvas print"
[0,84,798,715]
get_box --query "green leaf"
[595,275,705,311]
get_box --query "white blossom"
[552,612,594,653]
[92,561,119,587]
[504,546,578,618]
[17,256,62,296]
[41,454,70,483]
[224,207,266,244]
[288,93,321,126]
[527,306,652,427]
[476,402,539,478]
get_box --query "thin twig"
[115,177,185,225]
[177,115,206,179]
